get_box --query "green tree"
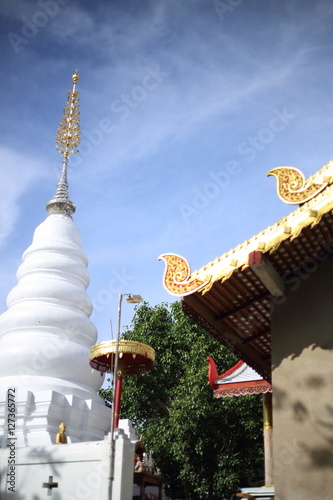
[100,302,264,499]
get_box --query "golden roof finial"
[267,166,331,204]
[55,70,80,158]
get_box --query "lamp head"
[126,294,143,304]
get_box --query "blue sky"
[1,0,333,343]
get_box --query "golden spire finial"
[72,69,79,84]
[46,71,80,218]
[55,70,80,158]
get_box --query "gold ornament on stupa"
[55,70,80,158]
[46,71,81,218]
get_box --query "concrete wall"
[271,257,333,500]
[0,429,134,499]
[0,437,110,499]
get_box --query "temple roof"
[215,360,264,384]
[207,358,271,398]
[160,161,333,382]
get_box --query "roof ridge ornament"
[46,70,80,217]
[158,253,211,296]
[267,162,333,205]
[160,161,333,298]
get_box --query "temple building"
[207,357,273,493]
[160,162,333,500]
[0,72,137,499]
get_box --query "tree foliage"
[100,301,264,499]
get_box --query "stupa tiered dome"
[0,72,110,446]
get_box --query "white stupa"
[0,71,110,447]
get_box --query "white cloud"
[0,146,45,248]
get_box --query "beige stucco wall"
[271,256,333,500]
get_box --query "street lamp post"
[109,293,143,498]
[112,293,143,429]
[89,293,153,500]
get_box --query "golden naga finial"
[267,166,330,204]
[159,253,211,296]
[55,70,80,158]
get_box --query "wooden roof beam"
[215,290,269,321]
[241,328,271,345]
[249,251,286,298]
